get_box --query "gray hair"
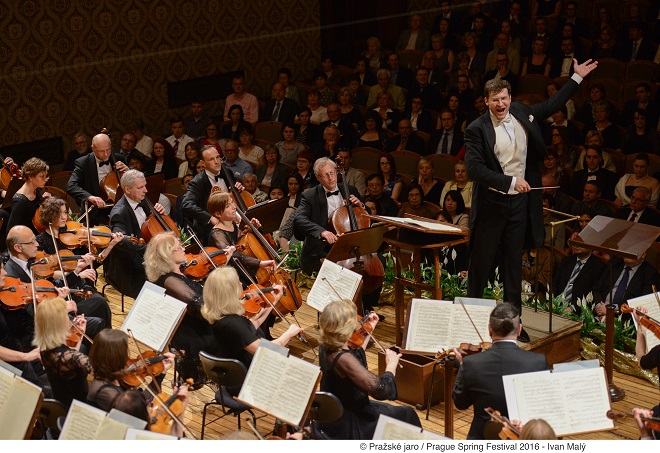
[376,68,390,79]
[313,157,336,176]
[120,169,145,189]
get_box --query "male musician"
[66,133,129,225]
[180,144,245,246]
[2,225,107,352]
[452,303,549,440]
[106,170,166,298]
[464,59,598,342]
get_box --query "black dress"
[208,225,261,286]
[41,345,91,408]
[7,191,42,235]
[87,379,125,411]
[210,314,264,370]
[319,346,421,440]
[155,272,214,386]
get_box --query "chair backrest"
[625,60,660,83]
[49,171,72,191]
[590,58,625,80]
[415,130,431,145]
[352,147,384,173]
[604,148,627,178]
[307,392,343,423]
[38,399,68,431]
[583,78,622,106]
[422,201,442,218]
[426,154,459,181]
[390,150,422,179]
[254,121,284,144]
[162,193,178,210]
[44,186,67,201]
[163,177,184,197]
[199,351,247,388]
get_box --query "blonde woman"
[34,297,91,407]
[440,161,473,209]
[318,300,420,439]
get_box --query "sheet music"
[373,415,446,440]
[60,400,107,440]
[121,281,187,351]
[0,365,43,440]
[271,355,320,425]
[628,293,660,351]
[0,367,11,418]
[504,367,613,436]
[306,259,362,312]
[378,216,462,232]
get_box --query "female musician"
[318,300,421,439]
[110,388,189,437]
[33,297,91,408]
[634,307,660,382]
[201,266,303,371]
[87,329,175,411]
[144,232,215,387]
[7,157,51,235]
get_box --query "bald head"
[91,133,112,162]
[7,225,36,258]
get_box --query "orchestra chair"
[199,351,257,439]
[351,147,384,173]
[307,392,344,440]
[36,399,68,440]
[625,60,660,83]
[391,150,422,180]
[48,171,72,192]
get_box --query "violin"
[347,314,375,349]
[620,304,660,340]
[148,378,193,434]
[59,221,116,249]
[122,350,180,388]
[140,196,178,244]
[0,276,92,310]
[182,247,229,281]
[31,250,99,279]
[241,284,277,318]
[435,342,492,361]
[485,407,520,440]
[65,315,87,348]
[607,409,660,431]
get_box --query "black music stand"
[245,198,290,234]
[568,215,660,402]
[1,177,23,209]
[325,225,389,315]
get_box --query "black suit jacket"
[407,83,443,112]
[453,341,549,439]
[383,133,426,154]
[427,126,464,156]
[180,170,232,246]
[620,38,658,62]
[319,118,358,149]
[615,207,660,227]
[483,70,519,96]
[571,167,618,201]
[403,109,434,134]
[292,184,360,276]
[391,67,414,91]
[552,254,606,307]
[255,163,290,191]
[66,152,126,225]
[261,97,298,124]
[593,259,659,308]
[464,77,580,248]
[144,158,178,181]
[549,53,583,79]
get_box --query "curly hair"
[21,157,49,180]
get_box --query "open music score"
[59,400,148,440]
[503,367,614,437]
[373,414,447,440]
[0,362,43,440]
[306,259,362,313]
[237,341,321,428]
[375,215,463,233]
[402,299,493,355]
[627,292,660,352]
[120,281,187,352]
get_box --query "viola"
[607,409,660,431]
[182,247,229,281]
[620,304,660,340]
[485,407,520,440]
[0,276,92,310]
[59,221,116,249]
[241,284,277,318]
[435,342,492,361]
[139,196,178,244]
[347,314,375,349]
[148,378,194,434]
[31,250,98,279]
[122,350,180,388]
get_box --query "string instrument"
[99,127,122,204]
[348,313,376,349]
[241,284,277,318]
[59,221,114,249]
[140,195,178,243]
[65,315,86,348]
[607,409,660,431]
[31,250,99,279]
[329,160,384,294]
[31,187,48,233]
[219,160,255,211]
[234,205,302,317]
[0,152,21,190]
[485,407,520,440]
[0,276,92,310]
[182,247,230,281]
[148,378,194,434]
[435,342,492,361]
[620,304,660,340]
[122,350,181,388]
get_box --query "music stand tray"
[245,198,290,234]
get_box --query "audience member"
[166,117,194,161]
[183,101,210,140]
[357,110,388,150]
[64,133,92,171]
[615,187,660,225]
[277,67,301,106]
[378,154,404,202]
[256,144,289,192]
[614,153,660,207]
[307,88,329,124]
[521,38,551,77]
[395,13,431,51]
[262,82,298,124]
[571,147,618,201]
[145,138,179,180]
[319,103,357,149]
[571,181,615,219]
[429,108,464,156]
[384,119,426,154]
[132,120,153,158]
[223,74,259,123]
[484,52,519,96]
[312,70,338,107]
[384,52,414,91]
[367,69,407,112]
[276,123,305,166]
[486,33,521,76]
[413,158,442,205]
[398,186,435,219]
[295,106,322,147]
[336,149,366,196]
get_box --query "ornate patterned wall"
[0,0,321,158]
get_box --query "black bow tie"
[98,160,110,167]
[326,190,340,198]
[214,174,222,182]
[563,55,573,59]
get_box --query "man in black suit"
[553,236,606,312]
[180,145,244,246]
[621,24,658,62]
[620,83,660,129]
[549,38,581,79]
[64,133,92,171]
[428,108,464,156]
[407,66,442,112]
[616,187,660,226]
[384,119,426,154]
[453,303,549,440]
[484,52,519,96]
[421,52,449,90]
[261,82,298,124]
[561,1,589,38]
[384,53,414,91]
[464,59,598,342]
[66,133,129,225]
[319,104,357,150]
[571,147,618,201]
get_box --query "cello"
[140,194,179,243]
[98,128,122,205]
[219,157,255,212]
[328,160,384,294]
[0,153,20,190]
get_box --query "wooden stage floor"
[101,276,658,440]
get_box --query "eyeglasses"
[19,239,37,245]
[318,171,336,179]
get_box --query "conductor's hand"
[573,59,599,79]
[320,230,337,244]
[514,178,531,193]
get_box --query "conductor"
[464,59,598,342]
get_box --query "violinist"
[106,169,166,298]
[317,300,420,440]
[66,132,129,225]
[110,388,189,437]
[3,225,105,352]
[33,297,91,408]
[87,329,176,411]
[201,266,303,372]
[144,232,214,387]
[180,144,245,246]
[632,406,660,440]
[6,157,51,235]
[634,306,660,381]
[452,303,549,440]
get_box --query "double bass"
[98,127,122,205]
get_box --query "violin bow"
[186,227,217,270]
[653,285,660,309]
[245,418,267,440]
[457,298,486,344]
[135,374,197,439]
[83,200,93,253]
[126,328,162,393]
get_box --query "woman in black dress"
[221,104,250,142]
[145,138,178,180]
[144,231,215,387]
[33,297,90,408]
[7,157,51,235]
[318,300,421,439]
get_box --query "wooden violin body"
[485,407,520,440]
[32,250,90,279]
[0,277,92,310]
[139,197,178,244]
[241,285,276,318]
[59,221,114,249]
[122,350,170,388]
[182,247,229,281]
[347,314,374,349]
[0,152,21,190]
[148,378,193,434]
[620,304,660,340]
[435,342,492,361]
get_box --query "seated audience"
[440,160,472,209]
[256,144,289,192]
[378,154,404,202]
[384,119,425,154]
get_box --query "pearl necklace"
[632,174,648,183]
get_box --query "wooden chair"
[163,177,184,197]
[390,150,423,179]
[518,75,553,97]
[625,60,660,83]
[398,50,424,70]
[590,58,625,81]
[351,147,383,173]
[605,148,627,178]
[426,109,439,130]
[254,121,283,144]
[162,193,178,212]
[599,199,618,216]
[423,201,442,218]
[415,130,431,146]
[426,154,459,182]
[48,171,72,192]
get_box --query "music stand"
[324,224,389,315]
[568,215,660,401]
[245,198,290,234]
[1,177,23,209]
